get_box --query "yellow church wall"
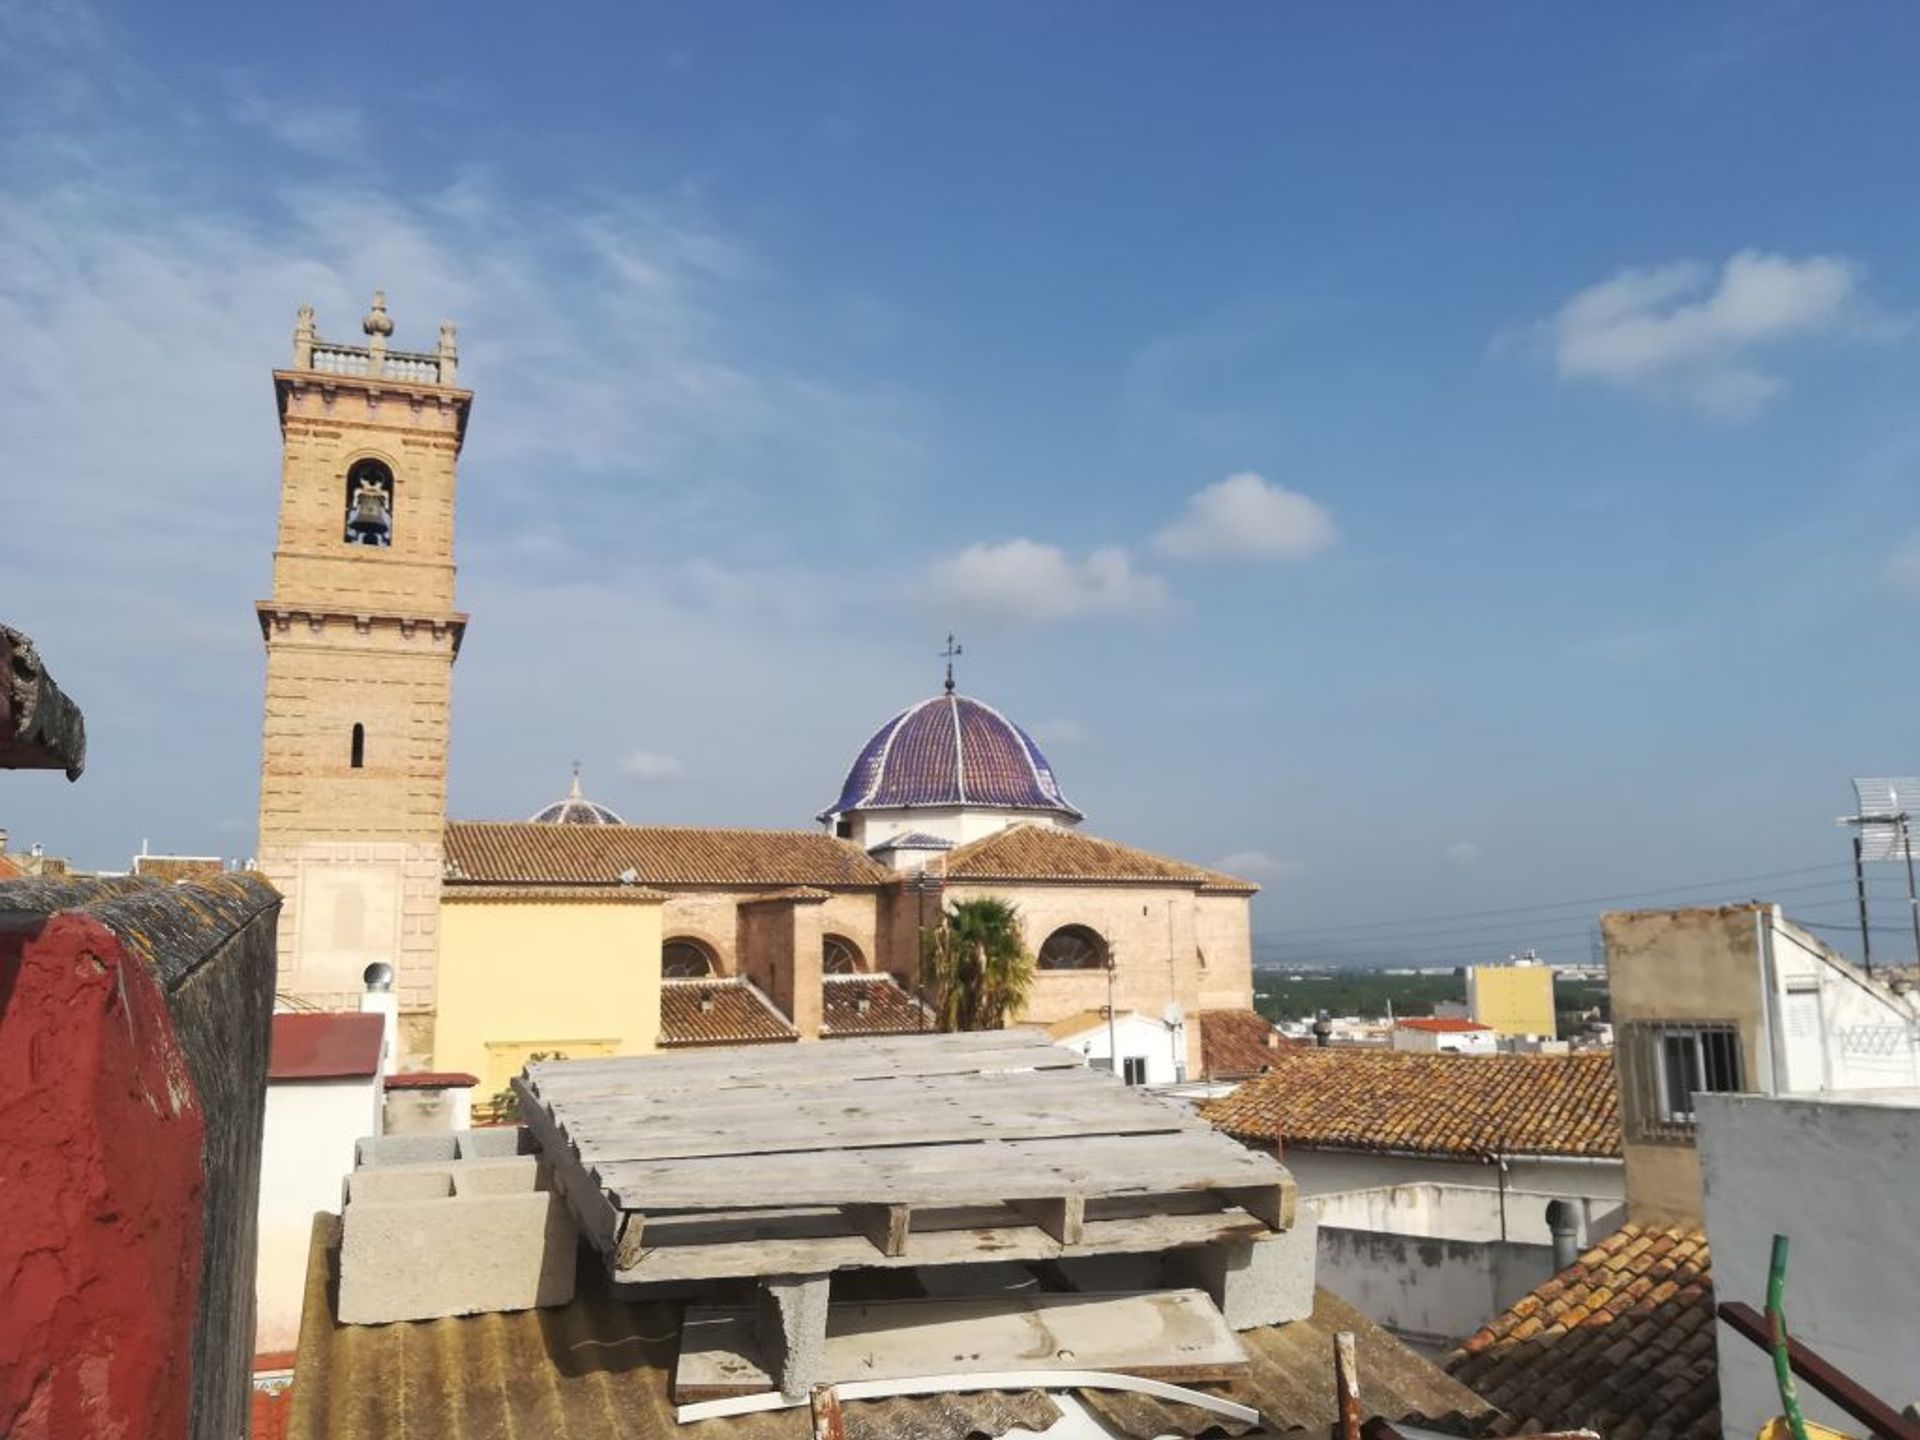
[436,893,663,1098]
[1468,963,1557,1038]
[1193,893,1255,1013]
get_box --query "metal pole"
[1853,835,1874,976]
[1902,815,1920,969]
[1107,953,1120,1081]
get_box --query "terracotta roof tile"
[936,826,1257,891]
[1445,1223,1717,1440]
[132,854,225,882]
[444,821,892,889]
[819,975,932,1037]
[657,978,797,1048]
[1200,1048,1620,1160]
[1198,1008,1293,1079]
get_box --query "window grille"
[1619,1020,1743,1142]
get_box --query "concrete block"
[754,1274,830,1400]
[1169,1208,1317,1330]
[456,1127,535,1160]
[337,1156,578,1324]
[355,1131,457,1168]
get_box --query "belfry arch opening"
[1038,924,1108,971]
[344,458,395,547]
[663,937,718,979]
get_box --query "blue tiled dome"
[530,767,625,825]
[822,695,1080,821]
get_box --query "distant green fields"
[1251,970,1609,1028]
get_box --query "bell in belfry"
[347,480,392,545]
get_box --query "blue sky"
[6,2,1920,964]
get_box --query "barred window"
[1620,1020,1743,1141]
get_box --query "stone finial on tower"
[436,320,458,384]
[293,304,316,368]
[362,291,395,338]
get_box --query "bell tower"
[256,293,470,1059]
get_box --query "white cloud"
[1028,718,1087,746]
[1547,251,1863,418]
[928,540,1170,626]
[1885,536,1920,594]
[1444,841,1481,868]
[1155,472,1337,561]
[1213,850,1299,880]
[616,750,686,781]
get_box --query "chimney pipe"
[1546,1199,1579,1272]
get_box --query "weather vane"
[941,633,963,695]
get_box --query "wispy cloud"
[616,750,687,782]
[1028,717,1088,746]
[1444,840,1481,868]
[1543,251,1869,418]
[927,540,1170,626]
[1213,850,1299,880]
[1884,536,1920,595]
[1156,472,1337,561]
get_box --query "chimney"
[1546,1200,1579,1272]
[698,993,715,1014]
[0,827,9,854]
[856,994,871,1017]
[358,962,398,1077]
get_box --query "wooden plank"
[590,1129,1286,1213]
[1217,1180,1297,1232]
[510,1075,623,1254]
[562,1092,1203,1166]
[675,1289,1249,1402]
[1013,1195,1084,1246]
[842,1203,912,1257]
[616,1204,1272,1283]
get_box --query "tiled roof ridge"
[1201,1048,1621,1159]
[938,825,1258,890]
[449,818,863,841]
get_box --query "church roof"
[444,821,893,889]
[822,693,1081,821]
[932,826,1259,893]
[529,767,625,826]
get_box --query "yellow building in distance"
[1466,960,1557,1039]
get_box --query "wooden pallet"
[513,1029,1295,1283]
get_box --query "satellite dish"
[1163,1001,1184,1029]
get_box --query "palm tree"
[920,897,1034,1032]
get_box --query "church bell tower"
[256,293,470,1058]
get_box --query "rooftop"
[818,973,931,1037]
[1199,1009,1292,1080]
[935,825,1259,893]
[1397,1018,1495,1034]
[1202,1049,1621,1161]
[268,1013,385,1082]
[1447,1223,1718,1440]
[658,977,798,1048]
[443,820,894,889]
[287,1213,1495,1439]
[528,766,625,826]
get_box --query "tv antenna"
[1839,776,1920,974]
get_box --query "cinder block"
[338,1156,578,1324]
[456,1127,535,1160]
[355,1131,457,1168]
[1169,1208,1317,1330]
[754,1273,830,1399]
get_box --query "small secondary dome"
[822,693,1080,821]
[530,765,625,826]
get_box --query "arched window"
[1037,924,1108,971]
[344,458,395,547]
[823,935,865,974]
[663,938,717,978]
[350,723,365,769]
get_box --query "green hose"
[1767,1233,1810,1440]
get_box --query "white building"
[1047,1007,1187,1086]
[1698,1088,1920,1439]
[1390,1018,1497,1055]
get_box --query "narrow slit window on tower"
[344,459,395,547]
[350,723,365,769]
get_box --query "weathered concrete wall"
[0,874,280,1440]
[1316,1224,1559,1354]
[1699,1090,1920,1439]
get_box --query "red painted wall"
[0,910,207,1439]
